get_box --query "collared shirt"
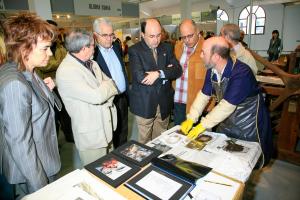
[174,42,197,104]
[69,53,95,77]
[98,45,126,93]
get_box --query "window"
[238,6,265,35]
[217,9,229,21]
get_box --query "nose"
[47,48,53,56]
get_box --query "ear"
[141,32,145,39]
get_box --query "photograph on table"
[125,165,195,200]
[149,139,172,153]
[84,153,140,188]
[161,132,188,147]
[186,140,206,151]
[112,140,162,167]
[220,139,250,153]
[185,134,214,151]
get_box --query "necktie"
[152,48,158,64]
[85,60,95,77]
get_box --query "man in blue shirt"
[93,18,129,148]
[181,37,272,166]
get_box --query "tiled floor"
[56,111,300,200]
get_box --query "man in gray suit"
[56,29,119,165]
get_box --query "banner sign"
[74,0,122,17]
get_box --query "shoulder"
[129,42,143,53]
[232,60,253,77]
[159,42,172,52]
[57,54,78,74]
[0,62,27,84]
[0,64,31,91]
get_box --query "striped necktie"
[152,48,157,64]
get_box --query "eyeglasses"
[96,32,115,39]
[181,33,195,40]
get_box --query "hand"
[141,71,160,85]
[180,118,194,135]
[43,77,55,91]
[187,123,206,140]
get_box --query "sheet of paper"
[23,169,126,200]
[155,127,261,182]
[184,172,241,200]
[136,170,182,200]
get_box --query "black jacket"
[128,39,182,119]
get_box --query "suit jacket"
[56,54,118,150]
[233,43,257,75]
[174,39,207,113]
[128,39,182,119]
[93,43,129,96]
[0,62,61,193]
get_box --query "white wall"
[282,4,300,52]
[148,0,300,56]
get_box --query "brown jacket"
[174,38,207,113]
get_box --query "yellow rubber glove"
[180,118,194,135]
[187,123,206,140]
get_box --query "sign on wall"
[74,0,122,17]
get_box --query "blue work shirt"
[202,58,260,105]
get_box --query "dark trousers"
[173,102,187,125]
[268,52,279,62]
[113,93,128,148]
[53,88,74,142]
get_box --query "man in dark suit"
[128,18,182,144]
[93,18,129,148]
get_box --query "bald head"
[141,18,162,49]
[203,37,229,59]
[201,37,230,70]
[179,19,199,47]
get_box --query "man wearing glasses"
[173,19,209,125]
[128,18,182,144]
[93,18,129,148]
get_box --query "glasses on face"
[96,32,115,39]
[181,33,195,40]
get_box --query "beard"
[205,62,215,70]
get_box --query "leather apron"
[211,67,260,143]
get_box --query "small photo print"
[196,134,213,143]
[120,144,153,162]
[95,158,131,180]
[186,140,206,151]
[150,139,172,153]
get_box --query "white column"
[180,0,191,20]
[28,0,52,20]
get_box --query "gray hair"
[93,18,113,34]
[221,23,240,43]
[65,29,93,53]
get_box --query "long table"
[23,126,262,200]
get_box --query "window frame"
[217,9,229,21]
[238,5,266,35]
